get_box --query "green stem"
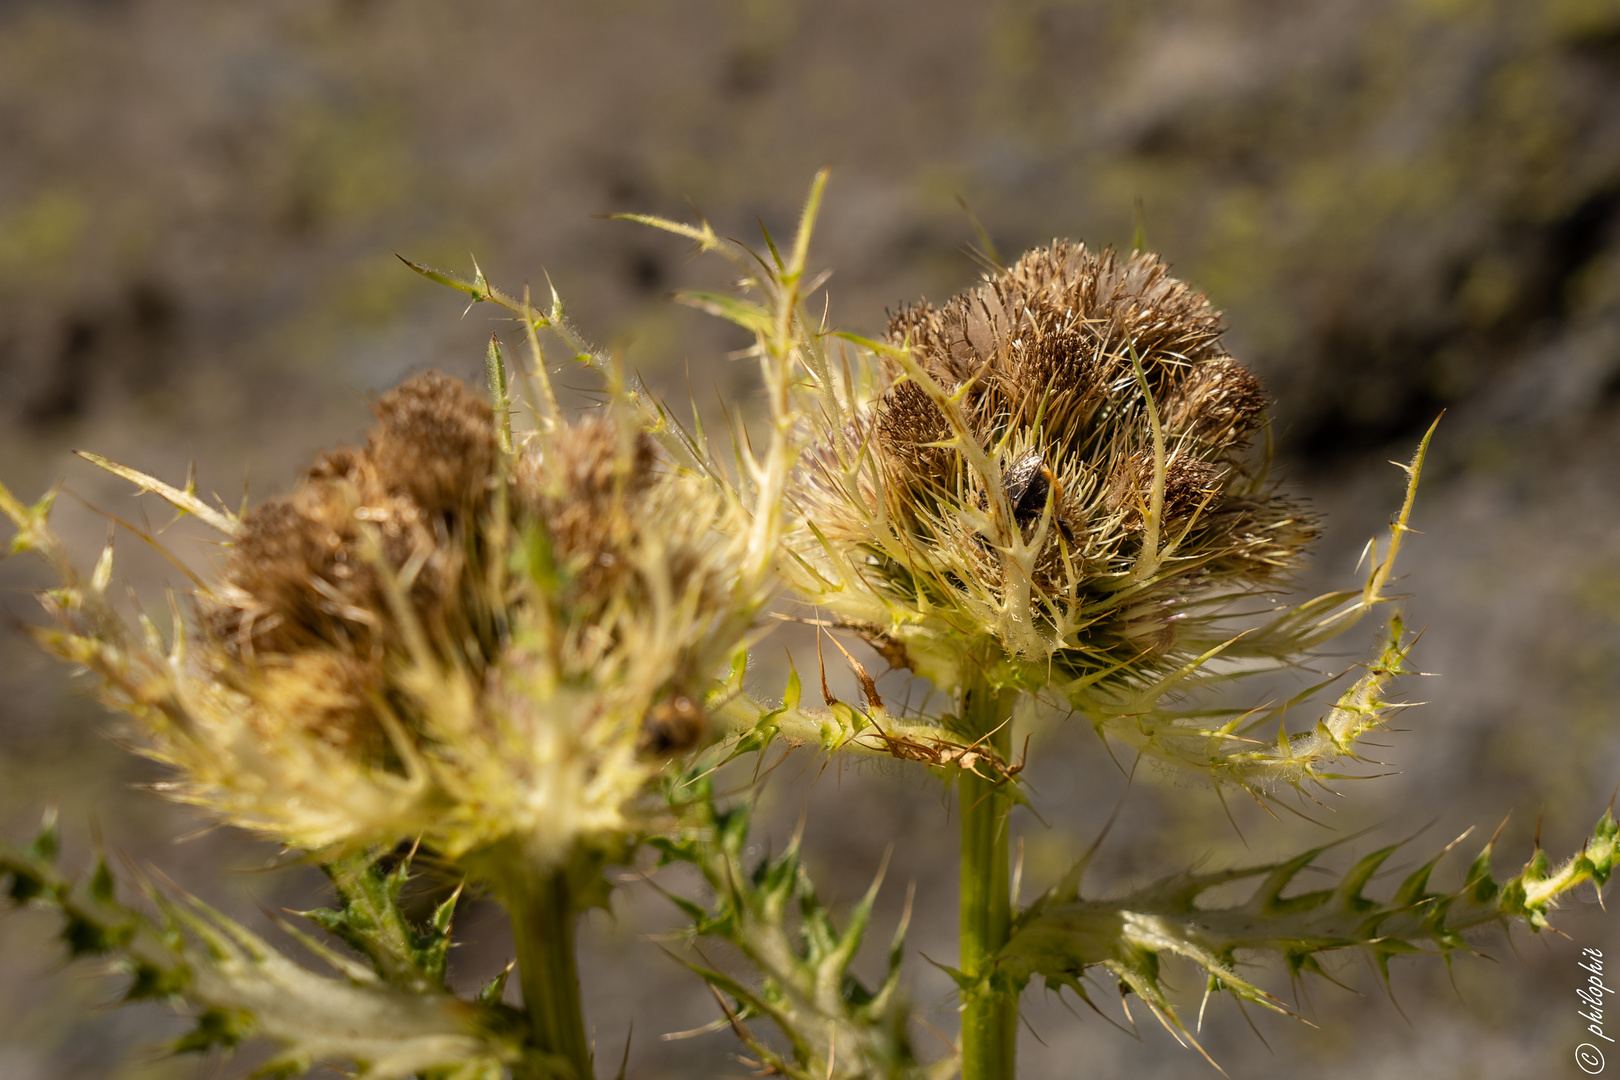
[958,672,1018,1080]
[500,864,593,1080]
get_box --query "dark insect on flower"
[639,694,707,755]
[1003,452,1049,523]
[1002,450,1073,541]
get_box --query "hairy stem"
[499,864,592,1080]
[958,672,1018,1080]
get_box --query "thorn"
[1018,1006,1048,1047]
[1213,783,1248,850]
[612,1020,633,1080]
[1012,836,1025,908]
[824,630,883,710]
[1488,813,1512,849]
[816,626,837,707]
[1115,983,1143,1041]
[1233,995,1273,1054]
[916,1015,956,1055]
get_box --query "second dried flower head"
[31,371,757,872]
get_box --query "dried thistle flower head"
[208,372,496,663]
[16,371,756,869]
[793,242,1319,701]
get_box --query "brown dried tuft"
[515,412,657,507]
[512,413,661,602]
[206,372,492,661]
[885,302,986,391]
[1162,357,1268,452]
[253,651,390,759]
[875,379,952,478]
[209,481,459,657]
[306,445,368,484]
[1106,452,1224,529]
[880,243,1234,455]
[218,495,371,655]
[368,371,496,514]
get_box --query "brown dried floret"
[205,372,493,660]
[999,332,1107,436]
[220,498,338,646]
[513,412,656,510]
[367,371,496,514]
[955,243,1225,438]
[875,379,953,479]
[512,413,660,602]
[210,493,386,656]
[885,301,985,391]
[1193,494,1323,580]
[251,651,391,760]
[306,445,368,484]
[208,468,456,658]
[1106,452,1225,529]
[876,245,1237,459]
[1162,357,1267,452]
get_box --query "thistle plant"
[0,208,795,1076]
[2,175,1612,1080]
[748,234,1511,1078]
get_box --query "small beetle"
[639,693,706,755]
[1002,451,1073,541]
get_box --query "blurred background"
[2,0,1618,1077]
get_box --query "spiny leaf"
[173,1007,255,1055]
[677,290,774,333]
[2,837,522,1078]
[0,479,60,557]
[999,806,1618,1058]
[653,774,925,1080]
[478,960,515,1007]
[300,850,461,991]
[74,451,239,536]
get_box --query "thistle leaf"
[1000,808,1619,1055]
[0,835,524,1080]
[297,850,460,991]
[74,451,240,536]
[654,776,930,1080]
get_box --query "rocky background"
[2,1,1618,1077]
